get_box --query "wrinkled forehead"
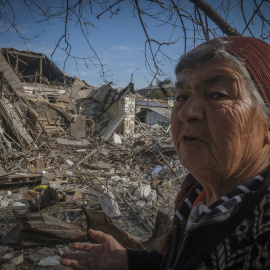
[176,60,247,85]
[177,58,240,75]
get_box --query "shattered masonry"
[0,47,185,269]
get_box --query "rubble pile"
[0,47,187,269]
[0,125,187,269]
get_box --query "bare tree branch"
[189,0,241,36]
[1,0,269,85]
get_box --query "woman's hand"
[61,229,128,270]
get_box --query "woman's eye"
[175,95,188,102]
[210,92,228,99]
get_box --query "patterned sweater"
[127,170,270,270]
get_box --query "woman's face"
[171,61,269,180]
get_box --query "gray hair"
[175,38,270,119]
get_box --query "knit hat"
[221,36,270,107]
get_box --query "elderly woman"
[61,36,270,270]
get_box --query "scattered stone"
[28,253,44,264]
[113,133,122,144]
[3,252,24,265]
[38,255,61,266]
[134,184,152,199]
[10,202,26,207]
[0,79,180,269]
[98,191,121,218]
[1,263,16,270]
[146,189,157,203]
[111,175,122,181]
[0,200,9,208]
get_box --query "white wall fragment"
[98,191,121,218]
[113,133,122,144]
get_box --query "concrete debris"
[10,202,26,207]
[1,200,9,208]
[113,133,122,144]
[0,47,186,269]
[146,189,157,203]
[38,255,61,266]
[98,191,121,218]
[134,184,152,199]
[3,252,24,265]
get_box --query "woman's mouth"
[182,136,203,145]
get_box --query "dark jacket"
[127,171,270,269]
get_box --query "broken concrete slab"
[98,191,121,218]
[71,115,86,138]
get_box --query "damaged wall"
[119,93,135,136]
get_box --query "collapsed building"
[0,48,184,269]
[0,48,136,148]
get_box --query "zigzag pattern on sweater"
[198,187,270,270]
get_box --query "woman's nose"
[177,96,204,123]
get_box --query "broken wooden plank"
[159,151,178,178]
[0,96,34,149]
[45,111,51,125]
[76,148,98,165]
[0,51,26,94]
[2,211,87,247]
[0,173,42,185]
[101,114,125,141]
[82,206,144,250]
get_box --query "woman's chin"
[180,157,213,174]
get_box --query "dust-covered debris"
[0,47,187,269]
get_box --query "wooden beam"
[4,50,43,59]
[7,52,28,65]
[39,56,42,84]
[15,54,19,71]
[46,111,51,125]
[0,71,3,97]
